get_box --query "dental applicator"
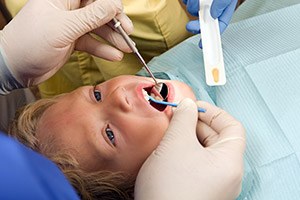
[148,96,206,113]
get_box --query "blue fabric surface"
[0,132,79,200]
[140,2,300,199]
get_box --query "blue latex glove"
[183,0,238,47]
[0,132,79,200]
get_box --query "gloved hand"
[135,99,246,200]
[0,0,133,86]
[183,0,237,47]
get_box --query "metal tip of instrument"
[112,17,163,95]
[134,52,166,98]
[134,52,158,82]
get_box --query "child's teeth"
[153,93,163,101]
[142,89,147,96]
[142,88,163,102]
[150,92,163,101]
[155,96,161,100]
[142,89,149,101]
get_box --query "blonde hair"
[8,98,135,200]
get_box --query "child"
[9,76,200,199]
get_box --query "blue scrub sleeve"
[0,132,79,200]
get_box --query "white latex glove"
[0,0,133,86]
[135,99,246,200]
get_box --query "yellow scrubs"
[6,0,191,97]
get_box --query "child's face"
[37,75,195,175]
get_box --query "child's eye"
[94,89,102,102]
[105,126,115,146]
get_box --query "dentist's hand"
[183,0,237,47]
[135,99,246,200]
[0,0,133,87]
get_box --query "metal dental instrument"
[112,18,163,93]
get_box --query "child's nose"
[105,86,132,112]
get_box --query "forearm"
[0,49,23,95]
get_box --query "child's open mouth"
[142,83,169,111]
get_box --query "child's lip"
[163,82,174,117]
[164,82,174,102]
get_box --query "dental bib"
[137,1,300,199]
